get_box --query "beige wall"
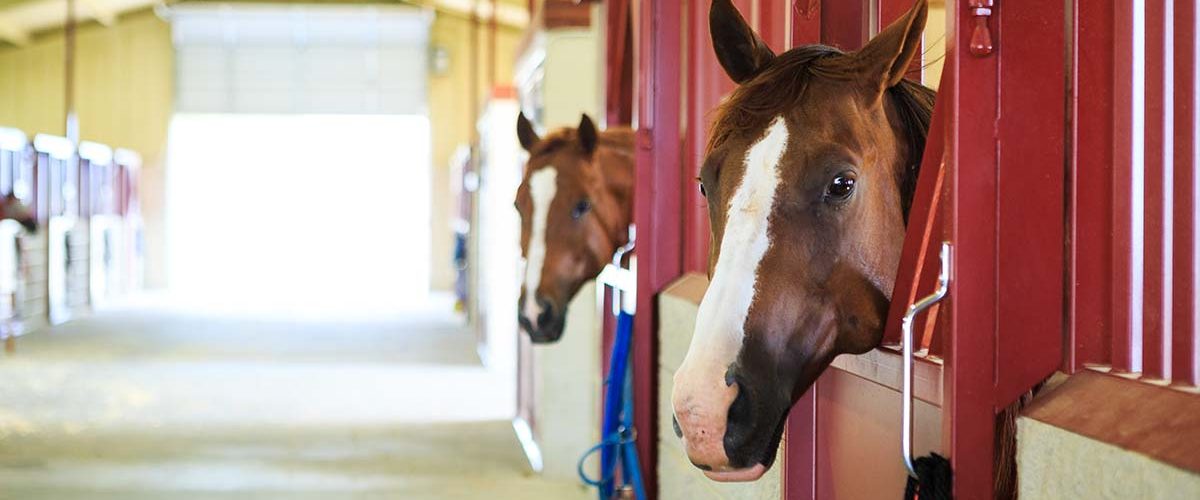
[427,13,523,291]
[0,9,173,288]
[1019,417,1200,499]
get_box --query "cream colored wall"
[428,13,523,291]
[0,9,172,288]
[1018,417,1200,499]
[922,2,946,89]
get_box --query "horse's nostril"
[672,415,683,438]
[536,304,555,329]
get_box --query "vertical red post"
[821,0,867,50]
[1111,0,1138,374]
[993,0,1067,406]
[792,0,821,47]
[1141,0,1169,381]
[1069,0,1117,371]
[1174,0,1200,387]
[634,0,685,496]
[757,0,791,51]
[783,388,819,500]
[682,0,734,274]
[606,0,634,127]
[943,0,998,496]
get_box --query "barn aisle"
[0,294,588,499]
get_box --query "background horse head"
[1,193,37,232]
[514,113,634,343]
[671,0,933,481]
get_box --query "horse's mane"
[707,44,935,219]
[528,127,635,161]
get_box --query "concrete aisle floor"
[0,295,590,500]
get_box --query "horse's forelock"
[706,44,934,217]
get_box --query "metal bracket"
[902,242,951,478]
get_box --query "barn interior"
[2,0,1199,499]
[0,0,586,498]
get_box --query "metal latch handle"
[902,242,951,478]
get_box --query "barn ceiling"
[0,0,529,47]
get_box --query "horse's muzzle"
[517,299,564,344]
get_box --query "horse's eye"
[825,174,856,202]
[571,199,592,219]
[698,182,707,197]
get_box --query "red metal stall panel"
[634,0,686,495]
[882,90,947,349]
[822,0,867,50]
[1175,0,1200,387]
[942,0,998,496]
[606,0,634,127]
[1068,0,1116,372]
[792,0,821,46]
[758,0,791,50]
[783,387,819,500]
[682,0,735,274]
[993,0,1066,407]
[1111,0,1138,374]
[1142,0,1170,381]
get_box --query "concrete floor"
[0,295,590,499]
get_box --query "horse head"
[671,0,933,481]
[1,193,37,232]
[514,113,634,343]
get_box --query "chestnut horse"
[1,193,36,232]
[672,0,936,482]
[514,113,634,343]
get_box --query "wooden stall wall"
[1014,2,1200,494]
[1065,0,1199,391]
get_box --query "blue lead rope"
[577,311,646,499]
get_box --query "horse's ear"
[852,0,928,94]
[578,114,598,156]
[517,112,540,152]
[710,0,775,84]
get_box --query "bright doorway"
[165,114,431,317]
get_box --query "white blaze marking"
[523,167,558,322]
[676,116,788,406]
